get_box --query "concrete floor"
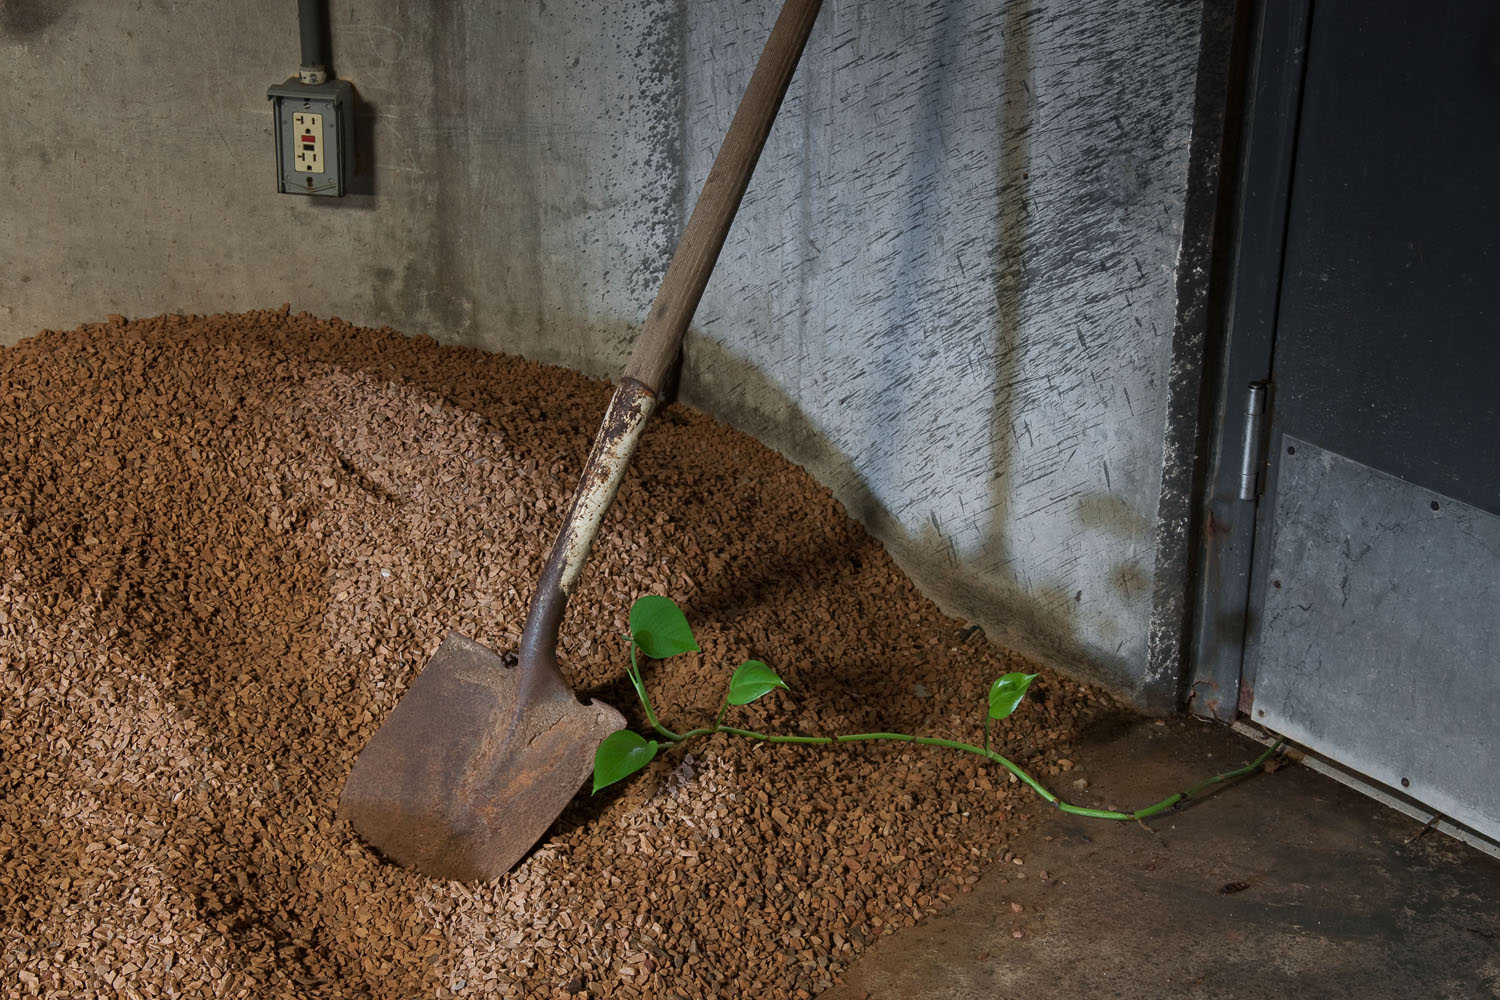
[822,715,1500,999]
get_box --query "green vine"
[595,595,1285,823]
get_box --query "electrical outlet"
[292,111,325,174]
[268,77,355,196]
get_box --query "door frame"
[1187,0,1313,720]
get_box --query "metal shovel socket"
[336,380,655,881]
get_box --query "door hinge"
[1237,381,1270,501]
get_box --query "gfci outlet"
[293,111,325,173]
[268,77,354,196]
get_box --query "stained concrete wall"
[0,0,1216,709]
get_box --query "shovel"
[338,0,825,881]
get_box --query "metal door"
[1196,1,1500,842]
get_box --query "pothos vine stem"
[630,661,1287,823]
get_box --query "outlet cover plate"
[268,77,355,196]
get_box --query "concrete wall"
[0,0,1214,708]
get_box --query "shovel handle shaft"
[554,381,657,596]
[623,0,824,393]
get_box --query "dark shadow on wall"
[0,0,68,36]
[366,3,503,342]
[894,0,1087,686]
[350,94,379,198]
[863,2,966,497]
[975,0,1082,674]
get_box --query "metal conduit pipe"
[298,0,327,84]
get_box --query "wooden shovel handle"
[623,0,824,393]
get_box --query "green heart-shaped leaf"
[629,595,700,659]
[727,660,788,706]
[987,672,1038,721]
[592,730,659,794]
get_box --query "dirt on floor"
[0,309,1125,999]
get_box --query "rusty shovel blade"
[337,381,654,882]
[336,633,624,882]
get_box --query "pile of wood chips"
[0,310,1115,999]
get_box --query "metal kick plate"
[1253,437,1500,841]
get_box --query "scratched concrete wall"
[679,1,1205,709]
[0,0,1208,707]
